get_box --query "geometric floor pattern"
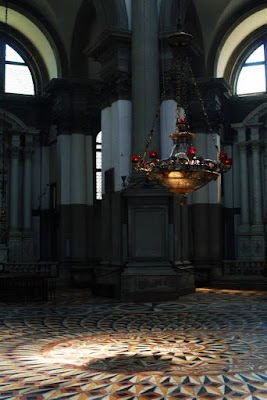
[0,288,266,399]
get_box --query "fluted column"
[9,134,23,261]
[250,139,265,259]
[132,0,160,155]
[70,133,88,260]
[233,123,251,259]
[9,136,20,232]
[23,137,34,231]
[251,141,263,226]
[238,142,250,226]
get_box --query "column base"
[22,232,36,261]
[251,224,264,260]
[251,224,264,234]
[0,245,8,267]
[9,232,22,261]
[238,224,251,234]
[121,263,178,301]
[238,224,264,260]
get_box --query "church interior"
[0,0,266,398]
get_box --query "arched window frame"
[225,28,267,97]
[95,131,102,201]
[0,24,49,96]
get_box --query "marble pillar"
[251,140,264,259]
[131,0,160,155]
[9,134,22,261]
[23,138,33,231]
[238,142,250,226]
[70,133,87,260]
[234,123,251,259]
[160,100,176,159]
[22,135,35,260]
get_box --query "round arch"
[91,0,129,30]
[0,4,64,81]
[243,101,267,125]
[215,6,267,79]
[0,108,27,130]
[70,0,129,78]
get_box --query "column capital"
[46,78,100,134]
[238,142,248,152]
[9,146,21,158]
[250,140,264,152]
[23,145,34,158]
[86,29,132,107]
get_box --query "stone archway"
[233,101,267,261]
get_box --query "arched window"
[236,42,267,95]
[96,131,102,200]
[4,43,35,95]
[0,38,35,95]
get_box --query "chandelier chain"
[186,55,219,154]
[175,50,182,125]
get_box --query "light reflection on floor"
[0,288,266,399]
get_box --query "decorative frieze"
[46,79,99,134]
[86,29,132,107]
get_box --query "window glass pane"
[245,44,265,64]
[96,151,102,169]
[5,64,34,95]
[236,65,266,95]
[96,171,102,200]
[96,131,102,144]
[5,44,24,63]
[96,131,102,200]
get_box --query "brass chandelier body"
[132,29,232,205]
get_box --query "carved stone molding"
[98,72,131,108]
[250,140,265,153]
[86,29,131,106]
[9,146,21,158]
[23,145,34,158]
[238,142,248,152]
[46,79,100,134]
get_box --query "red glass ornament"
[225,158,232,164]
[149,150,158,158]
[219,152,228,159]
[132,155,140,163]
[187,146,196,155]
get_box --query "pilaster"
[22,134,35,260]
[86,29,131,108]
[9,134,22,261]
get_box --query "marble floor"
[0,288,266,400]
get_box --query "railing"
[221,260,265,276]
[0,262,58,302]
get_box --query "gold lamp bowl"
[147,166,219,193]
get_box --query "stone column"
[237,141,251,258]
[238,142,250,226]
[250,140,264,259]
[9,136,20,232]
[23,136,34,231]
[160,100,176,159]
[233,122,251,259]
[22,135,35,260]
[251,141,263,225]
[132,0,160,155]
[70,133,87,261]
[9,134,22,261]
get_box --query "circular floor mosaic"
[42,331,264,376]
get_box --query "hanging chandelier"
[132,29,232,205]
